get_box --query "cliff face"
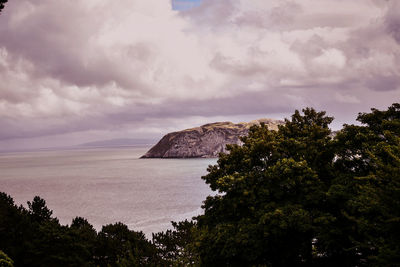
[141,118,283,158]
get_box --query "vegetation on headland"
[1,103,399,266]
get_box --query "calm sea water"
[0,146,216,237]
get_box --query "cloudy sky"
[0,0,399,150]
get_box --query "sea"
[0,146,216,237]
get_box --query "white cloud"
[313,48,347,69]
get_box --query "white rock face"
[141,119,283,158]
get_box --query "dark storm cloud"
[365,75,400,92]
[384,1,400,44]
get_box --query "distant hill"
[79,138,156,148]
[141,119,283,158]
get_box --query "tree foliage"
[152,220,198,266]
[0,250,13,267]
[0,193,162,266]
[194,103,400,266]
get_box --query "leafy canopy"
[194,104,400,266]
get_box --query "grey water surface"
[0,146,216,237]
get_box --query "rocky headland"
[141,118,283,158]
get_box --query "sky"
[172,0,202,11]
[0,0,399,151]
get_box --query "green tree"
[1,194,98,266]
[0,193,160,266]
[196,108,335,266]
[0,250,13,267]
[194,104,400,266]
[27,196,55,223]
[95,222,158,266]
[0,193,33,265]
[23,198,95,266]
[333,103,400,265]
[152,220,198,266]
